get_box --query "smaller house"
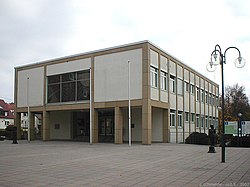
[0,99,15,131]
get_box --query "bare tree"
[225,84,250,120]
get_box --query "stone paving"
[0,140,249,187]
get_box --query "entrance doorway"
[98,110,114,142]
[72,111,90,141]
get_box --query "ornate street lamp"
[206,44,246,163]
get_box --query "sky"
[0,0,250,103]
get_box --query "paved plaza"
[0,140,249,187]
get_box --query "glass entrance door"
[98,110,114,142]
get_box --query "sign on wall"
[225,121,237,135]
[242,121,250,135]
[225,121,250,135]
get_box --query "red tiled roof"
[0,99,14,119]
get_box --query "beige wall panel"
[160,55,168,72]
[205,105,209,115]
[205,81,209,90]
[184,93,189,111]
[196,102,200,114]
[151,88,159,101]
[160,91,168,103]
[184,69,189,81]
[200,79,204,89]
[152,107,163,142]
[47,58,91,76]
[190,72,194,84]
[169,94,176,109]
[123,108,142,142]
[177,65,183,78]
[94,49,142,102]
[150,49,158,67]
[177,96,183,111]
[169,128,176,143]
[195,75,200,86]
[201,104,204,115]
[17,67,44,107]
[50,111,71,139]
[169,61,176,75]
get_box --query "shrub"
[185,132,210,145]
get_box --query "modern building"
[14,41,219,144]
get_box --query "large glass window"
[160,71,167,91]
[150,66,158,88]
[47,70,90,103]
[47,75,60,103]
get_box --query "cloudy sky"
[0,0,250,103]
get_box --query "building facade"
[14,41,219,144]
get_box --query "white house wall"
[94,49,142,102]
[17,67,44,107]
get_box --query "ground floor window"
[178,111,182,127]
[170,110,176,127]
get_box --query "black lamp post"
[207,44,246,163]
[238,112,242,147]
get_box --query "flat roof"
[15,40,218,86]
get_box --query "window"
[150,66,158,88]
[47,70,90,103]
[201,116,204,128]
[5,121,9,126]
[191,113,195,123]
[209,117,212,126]
[178,111,183,127]
[201,89,204,103]
[196,87,200,101]
[205,91,208,104]
[170,110,176,127]
[196,115,200,128]
[160,71,167,91]
[209,93,212,105]
[177,78,183,95]
[185,112,189,122]
[190,84,194,94]
[170,75,176,93]
[205,116,208,128]
[185,82,189,92]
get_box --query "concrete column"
[42,110,50,141]
[30,112,35,140]
[142,100,152,145]
[142,43,151,145]
[93,109,98,143]
[16,112,21,139]
[115,107,123,144]
[163,109,169,143]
